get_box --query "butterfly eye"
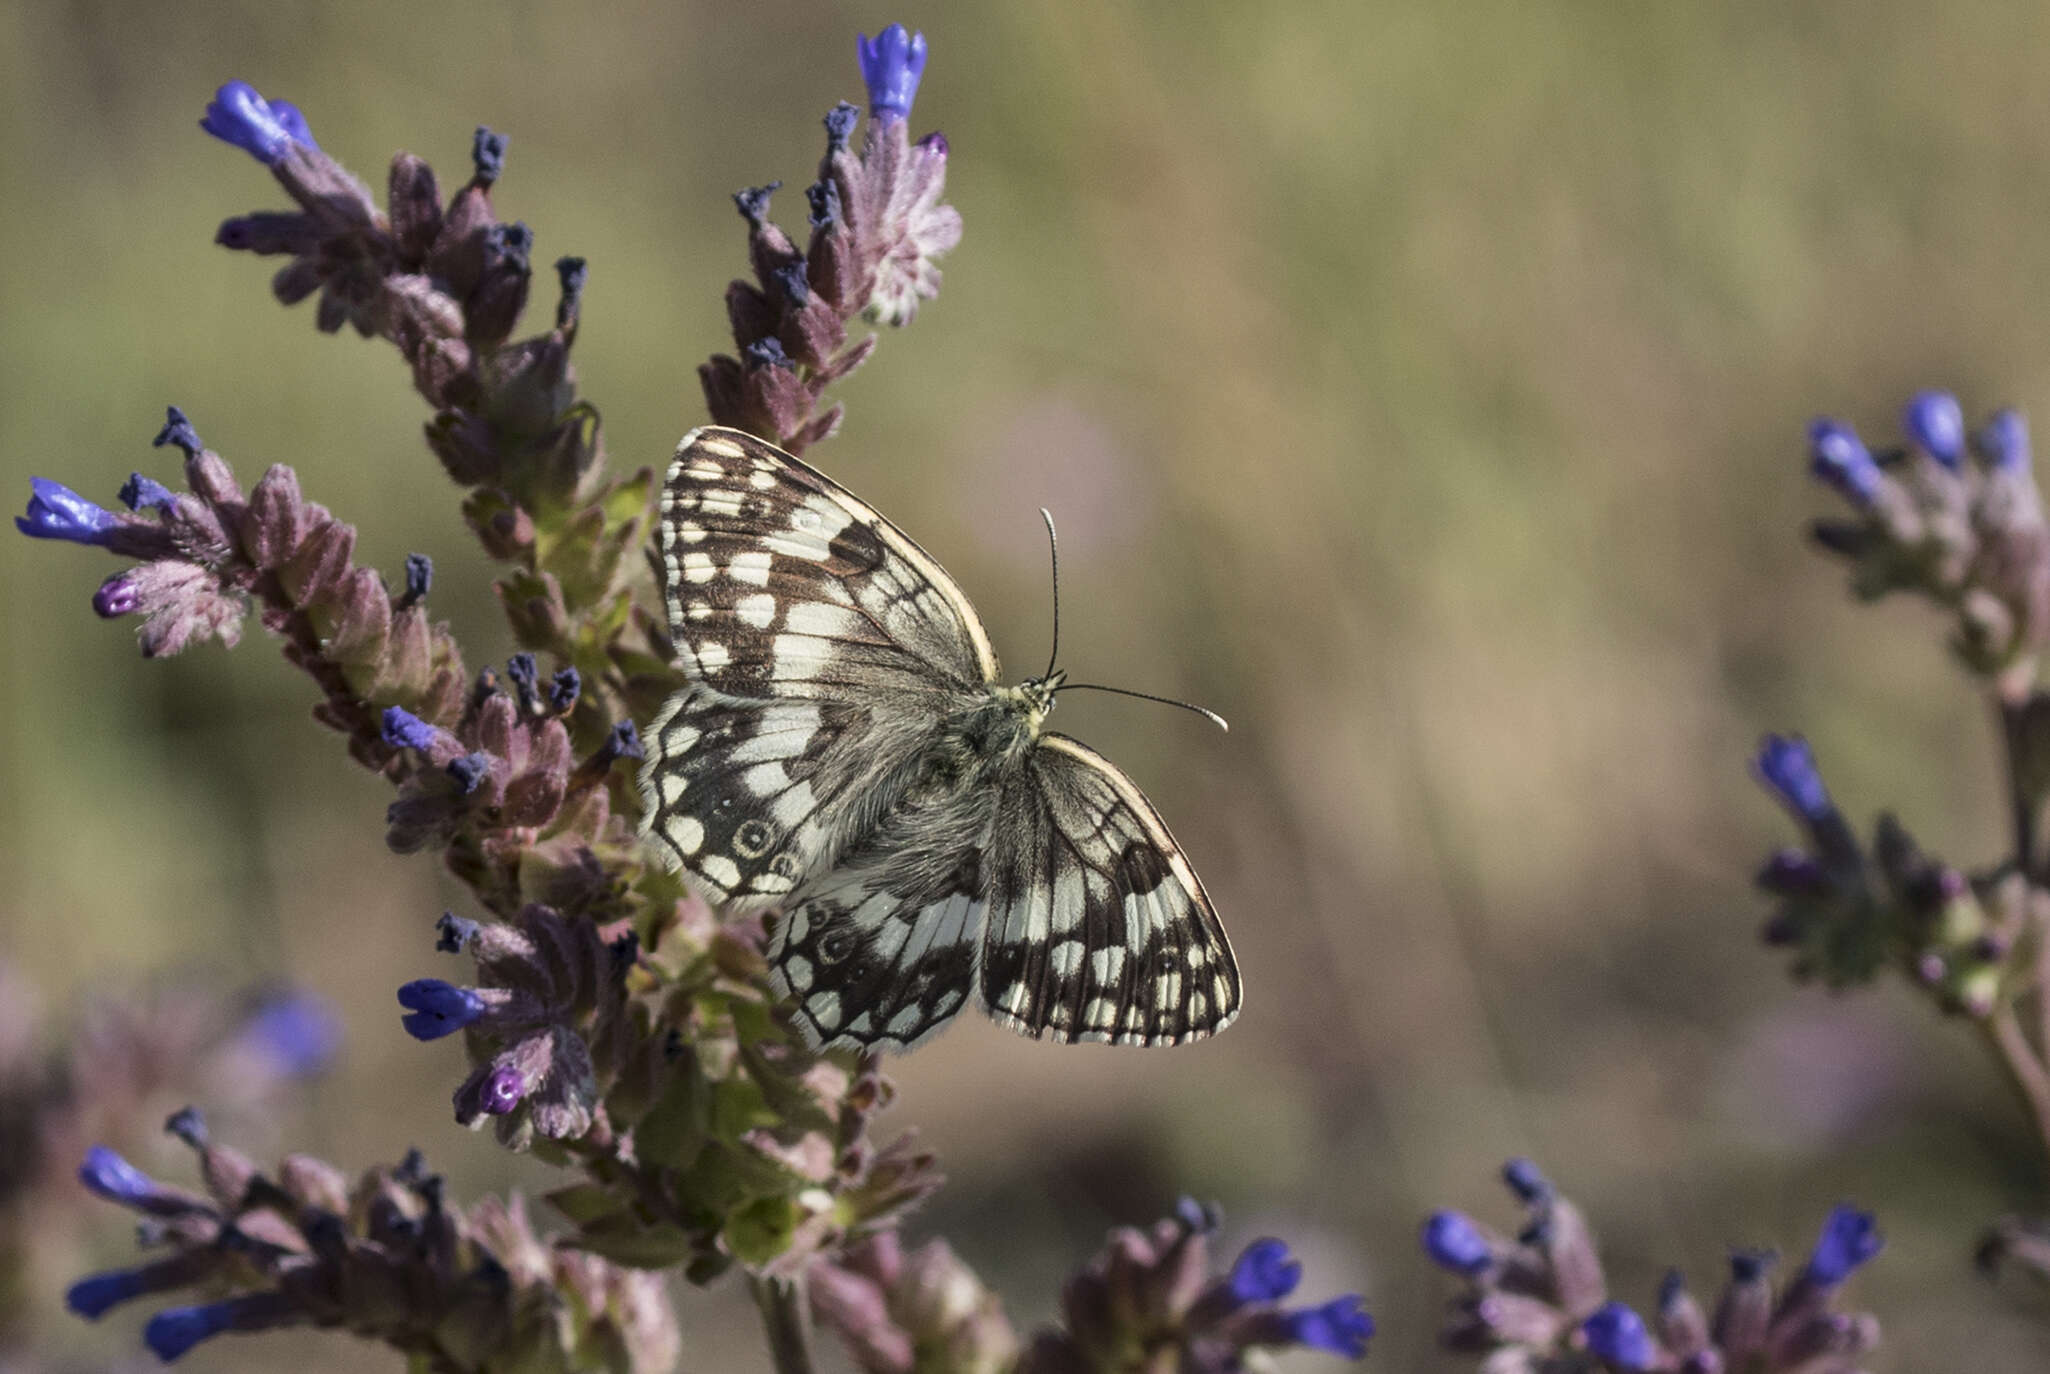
[734,820,775,858]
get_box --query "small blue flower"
[119,473,177,513]
[435,911,480,953]
[78,1146,159,1206]
[381,706,441,753]
[601,720,645,763]
[234,992,340,1078]
[1804,1204,1882,1287]
[1904,390,1966,469]
[480,1064,527,1114]
[1581,1300,1654,1370]
[153,406,203,458]
[1228,1238,1302,1304]
[403,552,433,603]
[506,652,540,707]
[857,24,929,122]
[17,477,119,545]
[1807,419,1883,506]
[1980,408,2031,474]
[144,1297,255,1362]
[66,1266,151,1319]
[549,666,581,713]
[1501,1157,1553,1203]
[1281,1294,1373,1359]
[200,81,314,167]
[447,751,491,795]
[396,979,487,1041]
[1753,734,1832,823]
[1420,1210,1492,1275]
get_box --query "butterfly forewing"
[639,426,1240,1051]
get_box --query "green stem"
[751,1272,819,1374]
[1986,1002,2050,1165]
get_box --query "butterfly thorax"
[965,670,1064,764]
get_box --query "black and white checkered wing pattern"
[639,427,998,908]
[978,735,1241,1045]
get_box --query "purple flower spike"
[857,24,929,122]
[1421,1210,1493,1275]
[1282,1294,1374,1359]
[1581,1300,1654,1369]
[1807,418,1883,506]
[78,1146,159,1205]
[1228,1238,1303,1304]
[66,1266,151,1319]
[144,1298,247,1362]
[200,81,313,167]
[17,477,119,544]
[152,406,203,458]
[1981,408,2031,473]
[1753,734,1833,824]
[481,1064,526,1115]
[1903,390,1965,469]
[396,979,487,1041]
[1805,1204,1883,1287]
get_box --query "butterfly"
[637,426,1240,1052]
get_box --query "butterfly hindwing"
[978,734,1240,1046]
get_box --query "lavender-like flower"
[1753,734,1832,823]
[1803,1204,1883,1288]
[381,705,444,754]
[1808,418,1884,506]
[1422,1210,1494,1275]
[1227,1237,1302,1301]
[1580,1300,1653,1370]
[119,471,177,512]
[1428,1161,1882,1371]
[396,978,489,1040]
[199,81,315,166]
[1281,1295,1376,1359]
[1979,407,2031,473]
[857,24,929,122]
[1904,388,1966,468]
[16,477,120,544]
[77,1146,162,1206]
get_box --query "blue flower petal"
[1581,1300,1654,1370]
[1805,1204,1883,1287]
[17,477,119,545]
[1227,1238,1302,1304]
[1283,1294,1374,1359]
[1753,734,1832,823]
[1808,418,1883,506]
[857,24,929,121]
[396,979,487,1040]
[1981,408,2031,474]
[1420,1210,1492,1275]
[66,1267,150,1319]
[200,81,312,166]
[1903,390,1965,469]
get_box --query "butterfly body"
[640,427,1239,1052]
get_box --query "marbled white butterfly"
[638,427,1240,1052]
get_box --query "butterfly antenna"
[1055,682,1229,732]
[1041,507,1061,681]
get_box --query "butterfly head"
[1016,668,1068,723]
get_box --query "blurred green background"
[7,1,2050,1368]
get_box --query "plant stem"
[751,1272,819,1374]
[1987,1002,2050,1162]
